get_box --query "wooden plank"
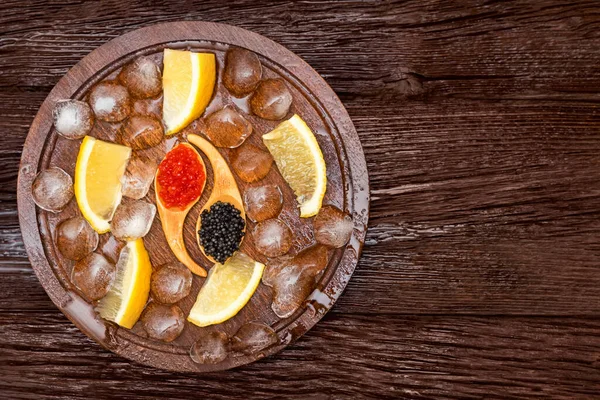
[0,311,598,399]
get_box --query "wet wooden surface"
[1,0,599,398]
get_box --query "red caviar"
[157,144,206,209]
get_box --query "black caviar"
[199,201,245,264]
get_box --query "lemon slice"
[75,136,131,233]
[162,49,216,135]
[188,252,264,327]
[97,239,152,328]
[262,114,327,217]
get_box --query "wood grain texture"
[1,0,600,397]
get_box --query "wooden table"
[1,1,599,398]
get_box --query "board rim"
[17,21,370,372]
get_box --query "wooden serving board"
[17,21,369,372]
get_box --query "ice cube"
[262,244,328,287]
[116,115,163,150]
[71,253,116,301]
[314,206,353,248]
[88,82,131,122]
[269,262,316,318]
[141,302,185,342]
[52,99,94,140]
[249,79,292,120]
[230,322,278,355]
[230,143,273,183]
[222,47,262,97]
[118,56,162,99]
[99,234,125,264]
[56,216,99,261]
[252,218,292,258]
[204,106,252,148]
[190,331,229,364]
[121,155,157,200]
[32,167,74,212]
[150,262,193,304]
[110,200,156,240]
[244,184,283,222]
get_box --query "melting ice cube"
[141,302,185,342]
[244,184,283,222]
[118,56,162,99]
[249,79,292,120]
[222,47,262,97]
[150,262,192,304]
[110,200,156,240]
[88,82,131,122]
[56,216,99,261]
[52,99,94,140]
[252,218,292,258]
[190,331,229,364]
[32,167,74,213]
[313,205,353,248]
[71,253,116,301]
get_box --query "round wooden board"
[17,21,369,372]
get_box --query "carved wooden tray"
[17,21,369,372]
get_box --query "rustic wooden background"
[2,0,600,398]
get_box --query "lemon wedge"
[262,114,327,217]
[162,49,216,135]
[75,136,131,233]
[97,239,152,329]
[188,252,264,327]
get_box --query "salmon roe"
[157,144,206,209]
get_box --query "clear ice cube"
[204,106,252,148]
[141,302,185,342]
[121,155,157,200]
[116,115,163,150]
[244,184,283,222]
[269,262,316,318]
[110,200,156,240]
[230,322,278,355]
[263,245,328,318]
[250,79,292,120]
[56,216,99,261]
[32,167,74,212]
[88,82,131,122]
[71,253,116,301]
[190,331,229,364]
[150,262,193,304]
[230,143,273,183]
[314,206,353,248]
[118,56,162,99]
[252,218,292,258]
[262,244,328,287]
[52,99,94,140]
[222,47,262,97]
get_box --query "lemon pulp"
[162,49,216,135]
[262,114,327,217]
[188,252,264,327]
[74,136,131,233]
[97,239,152,329]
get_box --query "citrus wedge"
[188,252,264,327]
[262,114,327,217]
[162,49,216,135]
[97,239,152,329]
[75,136,131,233]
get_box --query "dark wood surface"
[1,0,599,398]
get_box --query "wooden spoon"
[155,143,207,277]
[187,134,246,264]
